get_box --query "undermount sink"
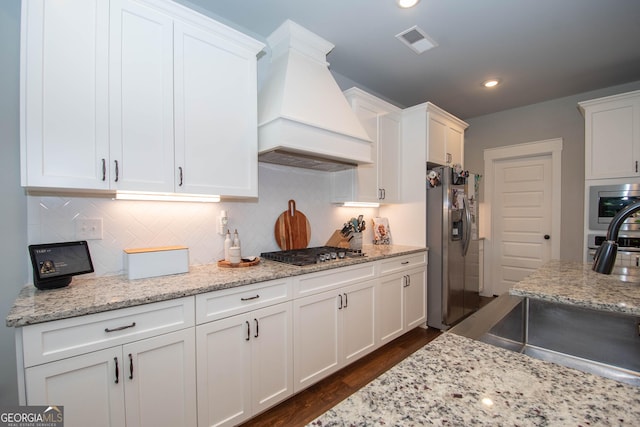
[450,294,640,386]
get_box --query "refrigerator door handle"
[462,196,472,256]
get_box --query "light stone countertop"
[309,332,640,426]
[509,259,640,316]
[6,244,425,327]
[310,259,640,426]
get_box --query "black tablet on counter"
[28,240,94,290]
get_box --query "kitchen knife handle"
[114,357,119,384]
[128,353,133,380]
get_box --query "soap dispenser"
[224,230,232,261]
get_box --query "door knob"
[544,234,550,240]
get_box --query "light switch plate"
[75,218,103,240]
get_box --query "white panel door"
[25,347,125,427]
[109,0,175,192]
[293,290,341,392]
[492,155,553,295]
[21,0,110,189]
[174,21,258,196]
[250,302,293,414]
[341,280,376,364]
[378,113,401,203]
[196,314,252,427]
[124,329,197,427]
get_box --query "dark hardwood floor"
[239,326,441,427]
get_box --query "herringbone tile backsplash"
[27,164,377,277]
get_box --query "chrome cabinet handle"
[241,295,260,301]
[105,322,136,333]
[114,357,119,384]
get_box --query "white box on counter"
[124,246,189,280]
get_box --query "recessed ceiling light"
[397,0,420,8]
[482,78,501,88]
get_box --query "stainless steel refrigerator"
[426,165,480,330]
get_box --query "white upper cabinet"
[403,102,468,168]
[21,0,264,197]
[110,0,175,193]
[21,0,111,190]
[333,88,402,203]
[579,90,640,180]
[173,20,260,196]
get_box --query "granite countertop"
[310,332,640,426]
[510,260,640,316]
[6,244,425,327]
[311,259,640,425]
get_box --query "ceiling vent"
[395,25,438,54]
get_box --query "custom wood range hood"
[257,20,373,172]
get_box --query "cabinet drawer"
[293,263,376,298]
[195,278,292,324]
[379,252,427,275]
[21,297,194,367]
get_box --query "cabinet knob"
[544,234,550,240]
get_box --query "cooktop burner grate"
[260,246,364,266]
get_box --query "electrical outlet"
[75,218,103,240]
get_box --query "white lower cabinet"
[377,266,427,346]
[24,329,197,427]
[196,301,293,427]
[293,279,376,392]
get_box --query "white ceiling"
[178,0,640,120]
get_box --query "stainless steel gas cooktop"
[260,246,364,266]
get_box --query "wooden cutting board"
[274,200,311,250]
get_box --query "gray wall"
[464,80,640,261]
[0,0,27,405]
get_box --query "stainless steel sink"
[450,294,640,386]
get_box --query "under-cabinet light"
[342,202,380,208]
[115,192,220,203]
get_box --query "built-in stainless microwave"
[589,184,640,231]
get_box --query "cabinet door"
[250,302,294,414]
[109,0,175,192]
[124,329,197,427]
[446,125,464,167]
[21,0,110,189]
[196,314,252,427]
[174,21,258,197]
[427,115,448,166]
[376,272,405,345]
[293,290,341,392]
[584,98,639,179]
[25,347,125,427]
[353,101,381,203]
[404,267,427,330]
[378,113,401,203]
[341,280,377,364]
